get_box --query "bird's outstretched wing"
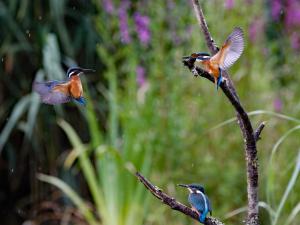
[33,80,71,105]
[211,27,244,70]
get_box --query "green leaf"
[37,173,99,225]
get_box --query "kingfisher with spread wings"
[33,67,95,105]
[182,27,244,89]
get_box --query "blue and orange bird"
[183,27,244,89]
[178,184,212,223]
[33,67,95,105]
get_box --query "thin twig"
[187,1,261,225]
[135,172,225,225]
[191,0,218,54]
[254,122,266,142]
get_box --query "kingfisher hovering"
[182,27,244,89]
[178,184,212,223]
[33,67,95,105]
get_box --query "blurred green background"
[0,0,299,224]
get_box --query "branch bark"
[254,122,266,142]
[187,1,261,224]
[135,172,224,225]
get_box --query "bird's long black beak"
[80,68,96,73]
[182,56,191,61]
[177,184,189,188]
[182,55,196,70]
[182,55,195,63]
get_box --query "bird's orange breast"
[202,60,220,78]
[69,76,83,99]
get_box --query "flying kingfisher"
[182,27,244,89]
[33,67,95,105]
[178,183,212,223]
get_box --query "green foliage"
[38,173,99,225]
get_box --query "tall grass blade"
[0,95,31,153]
[49,0,74,56]
[37,173,99,225]
[286,203,300,225]
[96,46,118,147]
[209,110,300,131]
[270,125,300,162]
[58,119,104,218]
[25,93,40,140]
[224,201,275,219]
[83,83,103,147]
[273,151,300,225]
[43,34,65,81]
[267,125,300,207]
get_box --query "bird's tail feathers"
[199,213,206,223]
[74,96,86,106]
[199,210,208,223]
[216,69,223,90]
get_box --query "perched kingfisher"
[33,67,95,105]
[178,183,212,223]
[182,27,244,89]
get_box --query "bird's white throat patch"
[196,190,202,194]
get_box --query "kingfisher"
[182,27,244,89]
[178,183,212,223]
[33,67,95,105]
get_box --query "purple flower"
[118,0,131,44]
[273,97,283,112]
[285,0,300,28]
[249,18,264,43]
[224,0,235,10]
[271,0,282,21]
[136,65,146,87]
[103,0,114,14]
[134,12,151,46]
[290,32,300,50]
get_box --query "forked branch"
[187,1,262,225]
[136,1,264,225]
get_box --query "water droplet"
[26,30,31,38]
[17,208,25,217]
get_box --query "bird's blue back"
[188,192,212,214]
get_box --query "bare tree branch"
[135,1,263,225]
[187,1,261,225]
[191,0,218,54]
[254,122,266,142]
[135,172,225,225]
